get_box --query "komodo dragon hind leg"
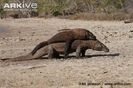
[64,40,73,58]
[76,45,86,58]
[81,49,86,57]
[48,45,60,59]
[76,46,82,58]
[48,45,54,59]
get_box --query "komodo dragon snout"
[92,40,109,52]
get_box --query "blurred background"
[0,0,133,20]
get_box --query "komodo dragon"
[2,39,109,61]
[31,28,96,58]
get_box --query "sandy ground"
[0,18,133,88]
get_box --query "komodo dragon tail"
[1,53,33,61]
[31,41,48,55]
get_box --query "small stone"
[87,74,90,76]
[103,71,108,74]
[31,82,33,84]
[19,38,26,41]
[130,30,133,32]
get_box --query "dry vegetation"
[0,0,133,20]
[66,12,133,21]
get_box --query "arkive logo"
[3,1,37,10]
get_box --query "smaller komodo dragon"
[2,39,109,61]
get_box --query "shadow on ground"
[0,53,120,62]
[41,53,120,59]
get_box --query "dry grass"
[1,0,131,20]
[65,12,133,21]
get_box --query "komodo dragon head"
[90,39,109,52]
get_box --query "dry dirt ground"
[0,18,133,88]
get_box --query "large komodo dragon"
[3,39,109,61]
[31,28,96,58]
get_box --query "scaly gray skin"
[3,39,109,61]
